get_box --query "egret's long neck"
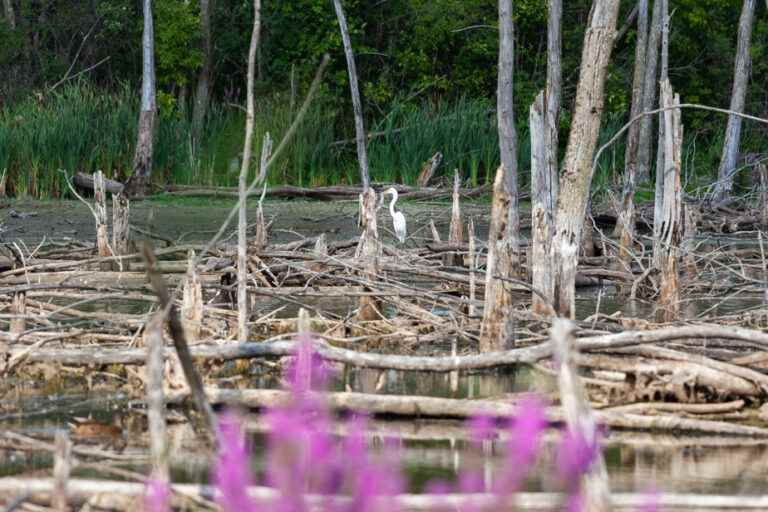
[389,191,398,217]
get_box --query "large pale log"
[551,0,621,318]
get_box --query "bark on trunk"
[126,0,157,198]
[191,0,213,142]
[715,0,756,200]
[481,165,514,351]
[530,92,554,315]
[551,0,621,318]
[497,0,521,278]
[94,171,110,266]
[111,193,130,257]
[614,0,648,249]
[656,79,683,323]
[332,0,370,189]
[545,0,562,204]
[635,0,663,184]
[356,188,381,321]
[237,0,262,343]
[652,0,669,269]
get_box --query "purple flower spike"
[144,475,171,512]
[286,331,333,394]
[638,488,660,512]
[557,429,600,487]
[214,411,257,512]
[467,414,496,445]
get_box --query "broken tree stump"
[444,170,463,266]
[112,193,130,257]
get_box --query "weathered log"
[416,152,442,188]
[72,171,124,194]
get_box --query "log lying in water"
[73,172,124,194]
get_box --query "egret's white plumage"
[384,187,407,244]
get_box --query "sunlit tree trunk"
[237,0,261,342]
[192,0,214,143]
[481,0,519,349]
[635,0,663,185]
[715,0,756,200]
[332,0,370,189]
[551,0,620,319]
[127,0,156,197]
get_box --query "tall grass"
[1,81,743,199]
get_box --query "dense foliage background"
[0,0,766,196]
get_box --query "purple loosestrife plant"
[214,411,258,512]
[144,475,171,512]
[494,397,548,495]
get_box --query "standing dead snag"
[182,250,203,342]
[551,319,612,511]
[760,163,768,229]
[529,92,554,315]
[192,0,213,142]
[445,170,463,267]
[652,0,669,269]
[146,313,169,482]
[332,0,370,189]
[635,0,663,185]
[94,171,110,263]
[552,0,621,318]
[715,0,756,200]
[356,188,381,321]
[416,152,443,188]
[656,79,683,323]
[112,193,130,257]
[126,0,156,197]
[481,166,514,351]
[10,291,25,337]
[237,0,262,343]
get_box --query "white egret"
[383,187,407,244]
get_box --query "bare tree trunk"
[614,0,648,254]
[760,163,768,228]
[10,291,25,337]
[445,170,463,266]
[715,0,756,200]
[652,0,669,269]
[2,0,16,29]
[238,0,262,343]
[332,0,370,189]
[551,0,621,318]
[94,172,110,265]
[356,188,381,321]
[468,217,477,318]
[497,0,520,277]
[52,431,72,512]
[545,0,562,204]
[656,79,683,323]
[183,250,203,342]
[192,0,214,142]
[126,0,157,198]
[146,314,169,481]
[481,165,514,351]
[635,0,663,184]
[112,193,130,256]
[530,92,554,315]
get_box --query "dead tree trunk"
[468,217,477,317]
[545,0,562,203]
[332,0,370,189]
[652,0,669,269]
[614,0,648,252]
[715,0,756,200]
[94,171,110,264]
[183,251,203,342]
[445,170,463,266]
[356,188,381,321]
[551,0,621,318]
[52,430,72,512]
[10,292,25,337]
[112,193,130,256]
[146,313,169,481]
[635,0,663,184]
[530,93,554,315]
[2,0,16,29]
[237,0,262,343]
[656,79,683,323]
[481,166,514,351]
[192,0,214,142]
[126,0,157,198]
[760,163,768,228]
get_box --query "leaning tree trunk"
[634,0,663,185]
[126,0,157,198]
[237,0,262,343]
[481,0,519,349]
[615,0,648,269]
[551,0,621,319]
[715,0,756,200]
[192,0,214,142]
[332,0,370,189]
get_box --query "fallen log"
[72,172,124,194]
